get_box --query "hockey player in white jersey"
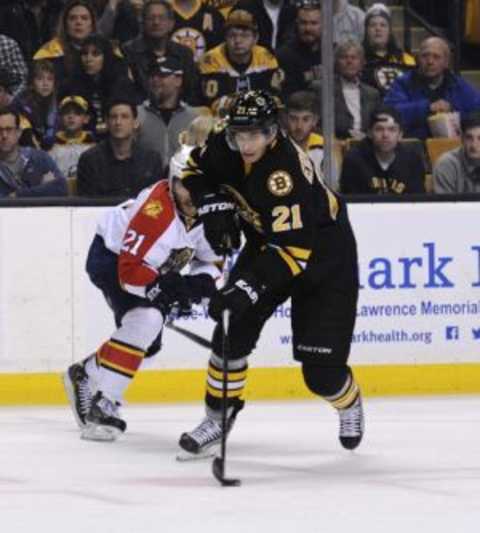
[63,177,223,441]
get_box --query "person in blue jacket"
[384,36,480,139]
[0,108,67,198]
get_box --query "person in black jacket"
[77,98,163,197]
[340,105,426,194]
[121,0,200,105]
[59,33,134,139]
[277,0,322,97]
[234,0,295,50]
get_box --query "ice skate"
[81,392,126,442]
[177,413,237,461]
[63,361,94,428]
[338,394,364,450]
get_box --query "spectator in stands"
[333,40,381,140]
[34,0,97,80]
[137,56,201,170]
[234,0,296,50]
[122,0,200,105]
[50,96,96,182]
[0,34,29,99]
[198,9,283,112]
[340,105,425,194]
[169,0,225,62]
[96,0,144,44]
[21,0,65,59]
[333,0,365,45]
[0,108,67,198]
[284,91,323,176]
[60,34,134,139]
[277,0,322,97]
[77,98,163,197]
[15,60,60,151]
[384,37,480,139]
[362,3,416,96]
[433,112,480,193]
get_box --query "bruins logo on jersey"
[142,200,163,218]
[172,28,206,61]
[267,171,294,197]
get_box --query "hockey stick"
[164,321,212,349]
[212,309,241,487]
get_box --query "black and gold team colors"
[178,91,364,458]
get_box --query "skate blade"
[81,422,122,442]
[176,444,219,462]
[62,372,86,430]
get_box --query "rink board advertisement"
[0,202,479,402]
[156,202,480,368]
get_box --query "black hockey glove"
[208,275,265,322]
[183,274,217,304]
[197,193,241,256]
[145,272,189,315]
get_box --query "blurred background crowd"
[0,0,480,198]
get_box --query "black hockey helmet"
[227,90,279,131]
[226,90,279,149]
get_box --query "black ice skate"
[63,361,93,428]
[177,412,237,461]
[338,394,365,450]
[82,392,126,442]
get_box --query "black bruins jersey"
[181,129,341,290]
[170,0,225,61]
[362,51,416,96]
[198,44,283,109]
[203,0,238,18]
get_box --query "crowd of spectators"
[0,0,479,198]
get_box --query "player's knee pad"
[210,352,247,371]
[113,307,164,351]
[302,364,351,397]
[211,322,257,359]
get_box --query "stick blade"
[212,457,241,487]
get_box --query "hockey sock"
[205,353,247,419]
[96,339,145,403]
[324,371,360,410]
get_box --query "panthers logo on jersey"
[171,27,207,61]
[142,200,164,219]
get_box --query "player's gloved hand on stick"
[145,271,189,315]
[197,193,241,256]
[183,274,217,304]
[208,275,265,322]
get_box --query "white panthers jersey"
[96,180,221,297]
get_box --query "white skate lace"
[339,398,363,437]
[77,375,92,415]
[189,417,222,446]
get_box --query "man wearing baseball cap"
[197,9,283,112]
[340,105,426,194]
[136,55,201,169]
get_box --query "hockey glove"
[197,193,241,256]
[145,272,189,315]
[183,274,217,304]
[208,275,265,322]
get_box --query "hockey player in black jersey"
[178,89,364,458]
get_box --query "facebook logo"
[445,326,459,340]
[472,328,480,340]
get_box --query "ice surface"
[1,396,479,532]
